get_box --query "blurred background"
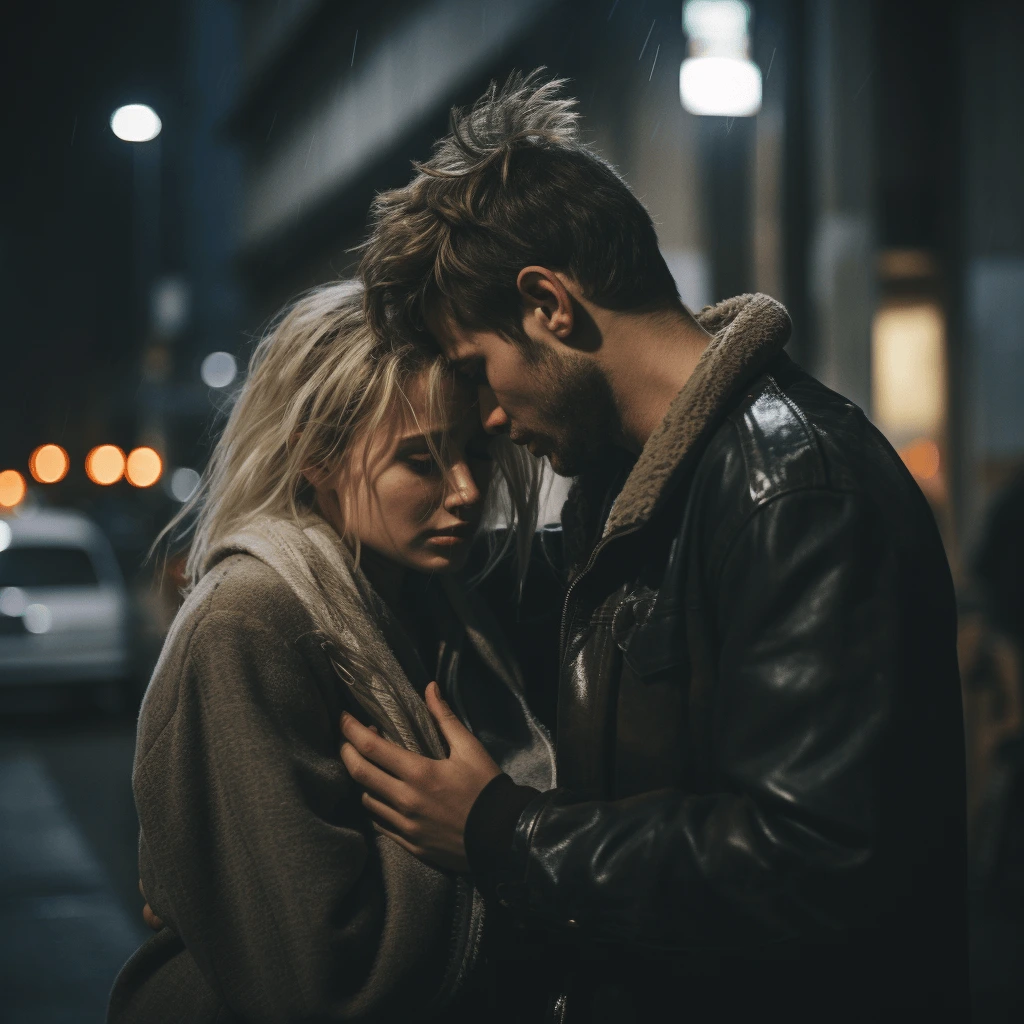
[1,0,1023,1019]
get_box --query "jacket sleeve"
[469,488,898,952]
[134,609,382,1021]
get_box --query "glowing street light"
[126,447,163,488]
[680,1,762,117]
[110,104,162,143]
[0,470,27,509]
[29,444,70,484]
[85,445,126,486]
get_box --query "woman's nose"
[478,385,509,434]
[444,461,482,511]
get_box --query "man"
[342,72,969,1020]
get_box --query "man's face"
[429,315,618,477]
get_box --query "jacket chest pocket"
[612,589,693,796]
[613,588,688,680]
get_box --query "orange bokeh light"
[899,438,941,482]
[0,469,27,508]
[85,445,126,486]
[125,447,163,488]
[29,444,70,484]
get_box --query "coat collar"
[599,292,792,539]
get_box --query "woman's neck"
[356,545,406,610]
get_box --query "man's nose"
[444,461,482,511]
[478,385,509,434]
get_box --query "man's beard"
[535,351,620,477]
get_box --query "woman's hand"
[139,878,164,931]
[340,682,502,872]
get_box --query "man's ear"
[517,266,574,340]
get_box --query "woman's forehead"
[400,368,477,432]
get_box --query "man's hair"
[360,69,681,348]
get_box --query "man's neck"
[601,307,712,453]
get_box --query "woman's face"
[315,372,492,575]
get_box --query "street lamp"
[111,102,167,465]
[109,102,163,296]
[680,1,762,117]
[110,104,162,142]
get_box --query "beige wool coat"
[108,547,553,1023]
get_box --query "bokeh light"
[24,603,53,634]
[0,470,27,509]
[169,467,201,503]
[85,445,126,486]
[899,438,941,482]
[0,587,27,616]
[110,104,162,142]
[125,447,163,488]
[200,351,238,389]
[29,444,70,484]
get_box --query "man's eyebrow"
[449,355,483,376]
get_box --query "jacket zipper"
[559,524,644,660]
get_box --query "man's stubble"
[535,348,621,478]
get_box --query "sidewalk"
[0,751,147,1023]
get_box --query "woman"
[108,282,555,1022]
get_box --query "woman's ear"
[516,266,575,340]
[294,430,330,490]
[301,463,329,489]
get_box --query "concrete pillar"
[805,0,876,413]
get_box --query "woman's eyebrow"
[394,430,446,451]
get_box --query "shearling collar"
[599,292,792,539]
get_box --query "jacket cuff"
[464,773,541,896]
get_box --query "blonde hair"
[160,281,539,589]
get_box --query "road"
[0,690,149,1023]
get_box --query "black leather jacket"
[466,295,969,1021]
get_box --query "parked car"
[0,509,134,703]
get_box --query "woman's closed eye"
[404,453,441,476]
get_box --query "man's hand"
[340,681,501,872]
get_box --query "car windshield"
[0,547,100,587]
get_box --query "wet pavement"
[0,694,147,1023]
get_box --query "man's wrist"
[464,773,541,893]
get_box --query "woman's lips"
[425,534,469,547]
[424,525,475,547]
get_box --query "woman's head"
[171,281,538,586]
[309,367,494,575]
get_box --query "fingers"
[341,712,421,778]
[341,739,418,810]
[372,822,423,860]
[361,791,415,836]
[424,681,468,748]
[142,902,163,931]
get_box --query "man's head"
[360,70,682,475]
